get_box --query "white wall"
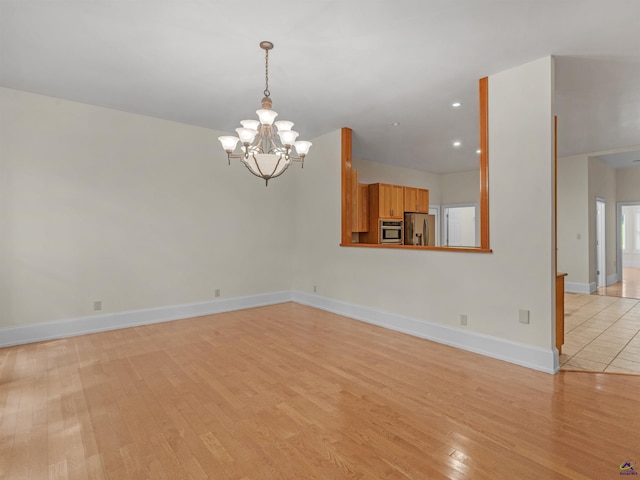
[293,57,556,370]
[486,56,555,347]
[440,170,480,205]
[588,157,617,284]
[557,155,589,287]
[617,165,640,203]
[558,161,639,291]
[352,158,480,208]
[352,157,441,203]
[0,87,295,328]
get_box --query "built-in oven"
[380,220,403,244]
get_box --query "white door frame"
[429,205,441,247]
[596,198,606,288]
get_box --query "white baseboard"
[292,291,558,374]
[623,260,640,268]
[607,273,620,286]
[564,282,597,294]
[1,290,558,375]
[0,291,294,348]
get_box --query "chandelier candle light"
[218,41,312,186]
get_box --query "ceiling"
[1,0,639,174]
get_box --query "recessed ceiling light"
[453,141,462,148]
[391,122,400,126]
[452,102,462,108]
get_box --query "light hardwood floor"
[2,303,639,479]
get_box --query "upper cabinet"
[404,187,430,213]
[370,183,404,218]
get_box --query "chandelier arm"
[226,152,244,165]
[268,136,283,156]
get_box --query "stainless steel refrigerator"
[404,213,436,246]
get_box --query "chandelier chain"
[264,48,270,97]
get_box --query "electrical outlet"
[519,309,530,324]
[460,314,468,326]
[313,285,317,293]
[93,300,102,311]
[214,289,221,298]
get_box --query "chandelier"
[218,41,312,186]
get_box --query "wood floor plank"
[2,302,640,479]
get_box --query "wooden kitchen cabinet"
[359,183,403,244]
[556,272,567,354]
[351,169,358,230]
[403,187,429,213]
[356,184,369,232]
[350,169,368,233]
[370,183,404,219]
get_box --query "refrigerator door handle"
[423,217,428,246]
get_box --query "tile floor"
[593,267,640,299]
[560,293,640,373]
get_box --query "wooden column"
[479,77,490,250]
[341,127,353,245]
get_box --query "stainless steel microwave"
[380,220,403,244]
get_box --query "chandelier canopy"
[218,41,312,186]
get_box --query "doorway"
[442,204,478,247]
[613,202,640,299]
[561,201,640,373]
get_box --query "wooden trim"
[556,271,566,354]
[340,243,492,253]
[341,77,490,253]
[554,116,563,354]
[554,115,558,274]
[341,127,353,245]
[479,77,490,250]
